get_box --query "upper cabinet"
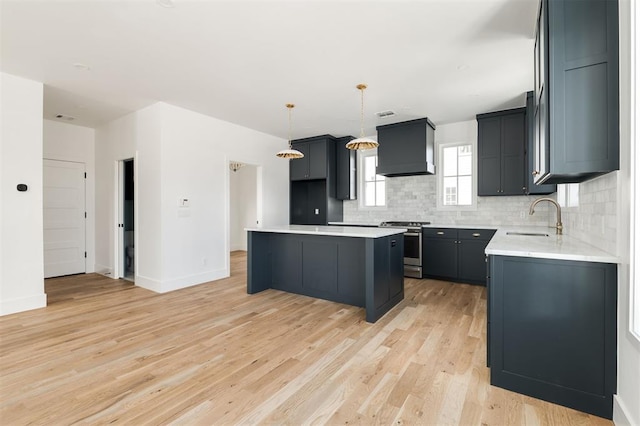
[376,118,436,177]
[335,136,357,200]
[477,108,527,196]
[533,0,619,184]
[290,136,333,181]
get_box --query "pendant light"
[346,84,379,150]
[276,104,304,159]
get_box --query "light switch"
[178,197,190,207]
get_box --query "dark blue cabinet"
[247,231,404,323]
[477,108,526,196]
[533,0,619,184]
[335,136,357,200]
[422,228,495,285]
[289,135,343,225]
[488,255,617,419]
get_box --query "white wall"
[0,73,46,316]
[43,120,96,273]
[95,102,288,293]
[230,164,258,251]
[158,103,287,291]
[94,104,162,286]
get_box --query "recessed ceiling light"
[73,63,91,71]
[156,0,175,8]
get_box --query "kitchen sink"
[506,232,550,237]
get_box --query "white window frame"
[436,141,477,211]
[357,149,387,210]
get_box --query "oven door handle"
[404,231,421,237]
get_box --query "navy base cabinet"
[488,255,617,419]
[248,231,404,323]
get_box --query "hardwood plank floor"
[0,251,611,425]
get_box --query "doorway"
[229,161,259,274]
[43,159,86,278]
[119,159,135,281]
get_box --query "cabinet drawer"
[458,229,496,241]
[422,228,458,239]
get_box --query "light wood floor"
[0,252,611,425]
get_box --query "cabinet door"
[290,143,310,180]
[500,113,526,195]
[423,237,458,279]
[458,239,489,284]
[478,117,502,195]
[307,140,327,179]
[526,92,556,194]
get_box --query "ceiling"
[0,0,539,140]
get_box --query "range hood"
[375,117,436,177]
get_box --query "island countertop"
[246,225,406,238]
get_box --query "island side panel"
[365,234,404,323]
[247,231,271,293]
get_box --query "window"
[438,142,475,209]
[359,150,386,208]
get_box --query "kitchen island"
[246,225,405,323]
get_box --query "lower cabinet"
[422,228,496,284]
[248,231,404,323]
[488,255,617,419]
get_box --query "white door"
[43,159,86,278]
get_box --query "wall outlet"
[520,211,526,219]
[202,257,208,266]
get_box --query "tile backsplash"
[343,174,554,228]
[343,171,618,256]
[561,172,617,255]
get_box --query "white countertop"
[485,227,618,263]
[246,225,406,238]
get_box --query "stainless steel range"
[379,221,430,278]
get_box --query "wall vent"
[376,110,396,118]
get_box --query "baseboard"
[134,268,229,294]
[614,394,637,426]
[95,263,114,279]
[135,275,163,293]
[157,268,229,293]
[230,243,246,251]
[0,293,47,316]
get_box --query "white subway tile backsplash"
[344,174,554,228]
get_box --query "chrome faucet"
[529,197,563,235]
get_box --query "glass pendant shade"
[347,84,379,151]
[276,103,304,159]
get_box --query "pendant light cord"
[359,87,365,138]
[287,104,294,149]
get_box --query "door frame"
[113,156,137,280]
[226,158,263,268]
